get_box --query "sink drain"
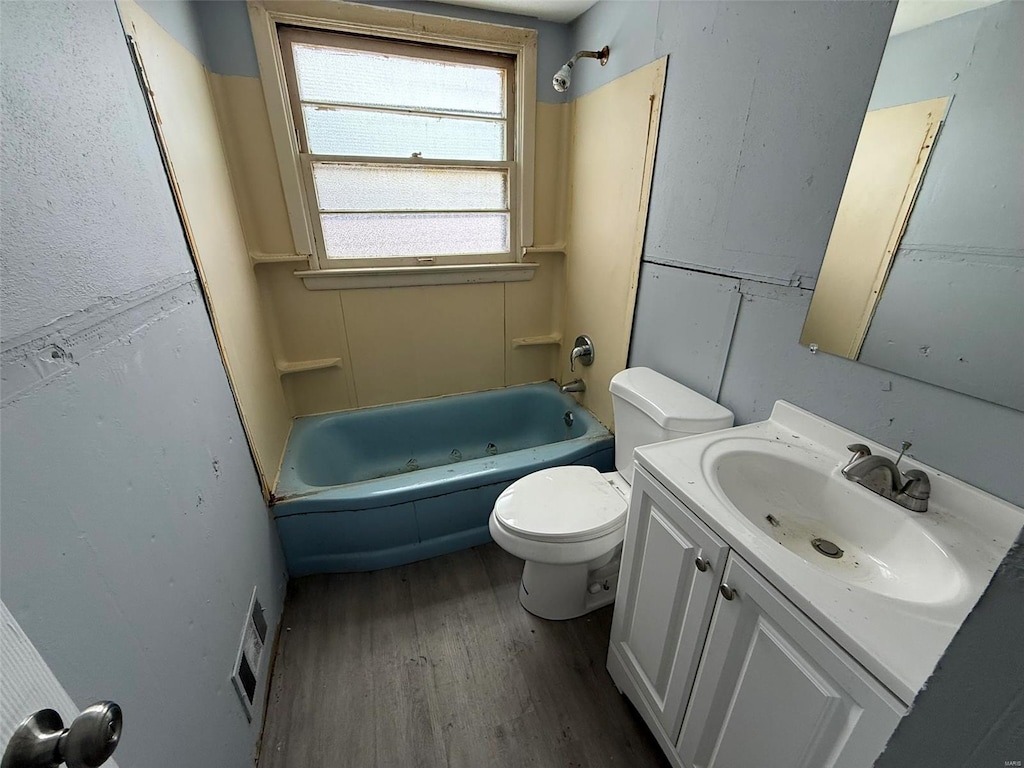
[811,538,844,559]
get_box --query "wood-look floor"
[258,543,670,768]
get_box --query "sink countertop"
[635,400,1023,706]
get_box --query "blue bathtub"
[272,382,615,575]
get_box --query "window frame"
[278,25,516,269]
[247,1,537,283]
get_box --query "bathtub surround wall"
[0,3,286,767]
[567,0,1024,760]
[121,0,292,495]
[130,1,663,434]
[199,2,571,418]
[559,59,667,427]
[177,0,658,430]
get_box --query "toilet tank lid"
[609,368,734,432]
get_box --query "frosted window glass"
[312,164,508,211]
[320,213,509,258]
[303,105,505,161]
[292,43,505,117]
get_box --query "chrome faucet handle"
[901,469,930,496]
[570,347,583,373]
[842,444,872,476]
[899,469,931,512]
[569,335,594,373]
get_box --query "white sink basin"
[633,400,1023,705]
[709,439,965,604]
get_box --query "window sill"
[294,262,538,290]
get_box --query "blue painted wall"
[565,0,1024,507]
[147,0,572,103]
[0,2,286,766]
[568,0,1023,760]
[568,0,659,99]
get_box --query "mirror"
[801,0,1023,412]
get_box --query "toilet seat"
[493,466,627,543]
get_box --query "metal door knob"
[719,584,736,601]
[1,701,122,768]
[694,556,709,572]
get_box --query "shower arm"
[570,46,610,67]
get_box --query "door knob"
[1,702,122,768]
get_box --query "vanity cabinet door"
[676,553,904,768]
[609,466,729,742]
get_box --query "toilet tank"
[609,367,734,484]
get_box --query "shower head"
[552,46,610,93]
[552,62,574,93]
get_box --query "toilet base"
[518,551,620,620]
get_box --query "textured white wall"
[0,3,286,766]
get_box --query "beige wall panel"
[343,284,505,406]
[121,1,291,492]
[562,59,667,428]
[282,366,353,417]
[207,75,295,256]
[254,263,357,415]
[204,37,571,417]
[505,252,564,385]
[255,265,352,371]
[801,98,947,359]
[533,103,571,246]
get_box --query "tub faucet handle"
[570,335,594,373]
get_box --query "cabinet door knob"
[719,583,736,601]
[694,556,709,572]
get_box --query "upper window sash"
[278,26,515,164]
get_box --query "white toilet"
[489,367,734,620]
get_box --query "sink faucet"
[560,379,586,394]
[841,441,930,513]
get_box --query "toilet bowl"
[489,466,630,620]
[489,367,735,620]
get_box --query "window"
[279,27,517,269]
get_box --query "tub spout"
[560,379,586,394]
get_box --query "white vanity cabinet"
[677,553,904,768]
[608,466,729,740]
[609,467,905,768]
